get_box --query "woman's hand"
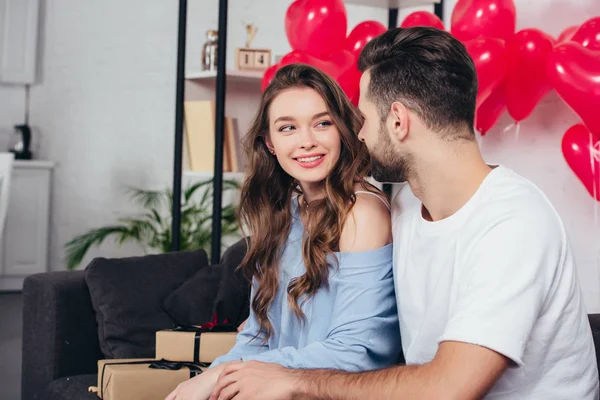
[165,362,239,400]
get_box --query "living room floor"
[0,293,23,400]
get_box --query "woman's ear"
[264,136,275,155]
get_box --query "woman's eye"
[316,120,332,128]
[279,125,295,132]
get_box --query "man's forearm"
[293,363,444,400]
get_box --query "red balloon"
[323,50,356,78]
[285,0,347,59]
[464,37,508,108]
[280,50,339,79]
[562,124,600,202]
[572,17,600,51]
[401,11,445,30]
[337,67,362,106]
[547,42,600,137]
[475,82,506,135]
[504,29,554,122]
[451,0,516,42]
[558,25,579,43]
[261,64,280,92]
[344,21,387,60]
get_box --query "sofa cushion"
[45,374,98,400]
[162,263,223,326]
[162,238,251,328]
[589,314,600,377]
[85,250,208,359]
[212,238,251,327]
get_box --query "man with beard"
[207,27,599,400]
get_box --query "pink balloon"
[558,25,579,43]
[547,42,600,137]
[464,37,508,108]
[323,50,356,78]
[451,0,516,42]
[285,0,347,59]
[572,17,600,51]
[261,64,280,92]
[401,11,445,30]
[337,67,362,106]
[280,50,339,79]
[562,123,600,201]
[504,29,554,122]
[344,21,387,60]
[475,82,506,135]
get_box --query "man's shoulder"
[473,166,563,230]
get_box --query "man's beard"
[369,124,412,184]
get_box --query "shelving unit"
[185,69,263,83]
[171,0,445,264]
[345,0,440,7]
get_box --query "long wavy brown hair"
[237,63,382,339]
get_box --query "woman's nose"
[299,128,317,149]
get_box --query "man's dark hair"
[358,26,477,137]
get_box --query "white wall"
[0,85,25,151]
[30,0,180,270]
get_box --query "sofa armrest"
[21,271,103,400]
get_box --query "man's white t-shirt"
[392,165,599,399]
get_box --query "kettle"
[8,124,32,160]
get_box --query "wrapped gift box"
[155,329,237,363]
[94,358,206,400]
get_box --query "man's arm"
[210,341,508,400]
[294,341,508,400]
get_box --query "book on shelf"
[183,100,241,174]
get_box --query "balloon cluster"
[446,0,599,201]
[265,0,599,201]
[261,0,387,105]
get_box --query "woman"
[166,63,401,400]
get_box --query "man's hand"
[209,361,299,400]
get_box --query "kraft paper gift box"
[93,358,206,400]
[155,329,238,364]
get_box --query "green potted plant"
[64,178,241,270]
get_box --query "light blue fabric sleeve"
[209,284,269,368]
[241,246,401,372]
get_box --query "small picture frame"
[235,48,272,71]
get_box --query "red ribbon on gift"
[173,313,235,333]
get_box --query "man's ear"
[387,101,410,143]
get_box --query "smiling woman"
[165,63,401,400]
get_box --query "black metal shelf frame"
[171,0,444,264]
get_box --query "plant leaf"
[64,226,134,270]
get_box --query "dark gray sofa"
[21,239,250,400]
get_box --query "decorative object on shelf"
[201,29,218,71]
[9,124,33,160]
[63,178,241,270]
[235,23,271,71]
[184,100,241,173]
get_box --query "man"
[208,27,599,399]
